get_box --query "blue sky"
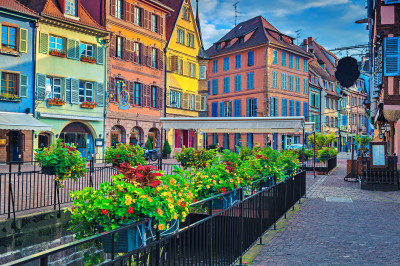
[194,0,368,56]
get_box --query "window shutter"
[166,88,170,107]
[274,98,278,117]
[142,84,149,106]
[252,98,257,117]
[212,102,218,117]
[71,78,79,104]
[65,78,71,103]
[282,99,287,116]
[183,92,189,109]
[158,86,163,109]
[39,32,49,54]
[304,102,309,120]
[160,17,164,35]
[384,37,400,76]
[229,101,232,117]
[220,102,223,117]
[270,97,274,116]
[121,37,127,61]
[385,0,400,4]
[75,40,80,59]
[109,77,115,102]
[126,2,131,22]
[130,4,135,22]
[96,46,104,65]
[36,73,46,101]
[110,0,116,16]
[144,10,148,29]
[67,39,76,59]
[140,8,145,27]
[246,99,250,117]
[96,83,105,107]
[19,74,28,97]
[110,35,116,57]
[158,49,164,70]
[19,28,28,53]
[195,94,201,111]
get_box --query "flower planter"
[41,166,56,175]
[261,177,275,188]
[50,50,66,58]
[80,103,96,109]
[102,222,148,253]
[212,191,240,210]
[81,58,96,64]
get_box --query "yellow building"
[161,0,210,154]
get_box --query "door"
[76,133,87,159]
[39,134,50,148]
[86,134,94,160]
[9,131,21,162]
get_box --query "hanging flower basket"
[80,55,96,64]
[50,49,66,58]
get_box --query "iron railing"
[7,170,306,266]
[360,156,399,189]
[302,156,337,173]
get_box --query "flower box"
[80,102,97,109]
[80,55,96,64]
[52,98,65,106]
[41,166,56,175]
[212,191,240,210]
[0,93,21,102]
[102,222,148,253]
[50,49,66,58]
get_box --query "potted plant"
[34,139,87,187]
[105,143,146,168]
[49,49,66,58]
[80,55,96,63]
[80,101,98,109]
[0,93,21,101]
[354,135,372,157]
[52,98,65,106]
[162,139,171,159]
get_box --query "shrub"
[104,143,145,167]
[163,139,172,155]
[175,147,216,168]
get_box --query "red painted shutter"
[140,8,144,27]
[131,4,135,22]
[160,17,163,36]
[158,86,163,109]
[109,77,115,102]
[158,49,164,70]
[129,81,134,105]
[110,34,116,57]
[122,37,127,60]
[110,0,116,16]
[126,2,131,22]
[140,43,144,65]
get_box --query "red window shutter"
[160,17,163,36]
[110,35,116,57]
[110,0,116,16]
[122,37,127,60]
[130,4,135,22]
[126,2,131,22]
[109,77,115,102]
[147,46,152,67]
[144,10,149,29]
[158,49,164,70]
[140,8,144,27]
[158,86,163,109]
[140,43,144,65]
[129,81,134,105]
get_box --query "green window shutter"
[65,78,71,103]
[96,82,104,107]
[71,78,79,104]
[19,74,28,97]
[19,28,28,53]
[75,40,80,60]
[39,32,49,54]
[67,39,76,59]
[36,73,46,100]
[96,46,104,65]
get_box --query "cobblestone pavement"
[253,160,400,265]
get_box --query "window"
[133,83,141,105]
[201,96,207,111]
[326,98,329,109]
[282,52,287,66]
[234,100,241,117]
[289,54,293,68]
[182,6,190,21]
[239,37,244,44]
[150,86,157,108]
[272,50,278,64]
[248,51,254,66]
[216,43,221,49]
[295,56,300,70]
[187,33,194,48]
[295,77,300,92]
[235,54,241,68]
[170,90,182,108]
[189,94,195,110]
[151,48,158,68]
[288,75,293,91]
[223,77,230,93]
[199,65,206,79]
[65,0,77,16]
[281,73,287,90]
[211,102,218,117]
[134,7,142,26]
[212,79,218,95]
[116,36,122,58]
[207,80,210,95]
[303,59,308,72]
[1,25,17,50]
[330,83,333,91]
[116,0,123,19]
[49,35,64,52]
[270,97,278,117]
[272,71,278,88]
[212,60,218,73]
[80,43,94,57]
[234,75,241,91]
[188,63,196,77]
[151,14,158,33]
[247,72,254,89]
[224,57,229,71]
[79,81,93,102]
[114,78,123,101]
[222,101,232,117]
[225,41,231,48]
[1,73,17,95]
[303,78,308,94]
[177,59,183,74]
[177,29,185,44]
[247,98,257,117]
[133,42,141,64]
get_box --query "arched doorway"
[111,125,126,147]
[147,128,159,149]
[60,122,94,160]
[130,127,143,146]
[38,133,51,149]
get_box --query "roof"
[17,0,105,31]
[198,46,210,60]
[206,16,311,58]
[309,58,335,82]
[158,0,184,41]
[0,0,38,17]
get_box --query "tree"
[163,139,172,155]
[308,132,337,149]
[145,138,153,150]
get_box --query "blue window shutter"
[304,102,309,120]
[253,98,257,117]
[208,80,210,95]
[220,102,223,117]
[282,52,286,66]
[248,51,254,66]
[212,102,218,117]
[247,99,250,117]
[384,37,400,76]
[296,101,300,116]
[282,99,287,116]
[238,100,241,117]
[289,100,294,116]
[273,50,278,64]
[274,98,278,117]
[270,97,274,116]
[229,101,233,117]
[289,54,293,68]
[234,100,240,117]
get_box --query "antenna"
[233,2,239,27]
[295,29,302,45]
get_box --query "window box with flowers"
[49,49,66,58]
[80,101,98,109]
[80,55,96,63]
[51,98,65,106]
[0,93,21,102]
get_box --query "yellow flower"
[168,203,174,209]
[116,185,123,190]
[219,180,223,184]
[173,213,178,219]
[156,209,163,215]
[206,185,210,189]
[230,179,234,183]
[158,224,165,230]
[178,192,182,197]
[163,185,169,189]
[177,200,182,205]
[125,195,132,201]
[170,179,176,185]
[182,212,187,218]
[167,224,170,230]
[125,199,132,206]
[147,197,153,203]
[161,192,168,197]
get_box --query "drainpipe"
[32,21,39,161]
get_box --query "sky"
[194,0,368,57]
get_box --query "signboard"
[369,142,387,168]
[95,139,104,147]
[0,139,6,145]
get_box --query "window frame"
[151,14,158,33]
[151,86,157,108]
[170,90,182,108]
[189,94,195,110]
[79,80,94,103]
[65,0,77,16]
[80,43,94,58]
[116,0,123,19]
[1,25,17,51]
[116,36,122,58]
[151,48,158,68]
[1,72,18,95]
[134,7,142,26]
[49,35,64,52]
[133,82,141,106]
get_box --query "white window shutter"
[96,82,104,107]
[36,73,46,100]
[39,32,49,54]
[19,28,28,53]
[96,46,104,65]
[19,74,28,97]
[65,78,71,103]
[71,78,79,104]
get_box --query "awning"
[0,112,52,131]
[160,117,315,134]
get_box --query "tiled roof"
[158,0,184,41]
[17,0,105,31]
[198,46,210,60]
[309,58,335,81]
[206,16,311,58]
[0,0,38,17]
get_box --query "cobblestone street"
[253,159,400,265]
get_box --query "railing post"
[273,174,277,230]
[53,180,57,211]
[239,187,244,265]
[89,155,94,188]
[284,175,287,219]
[258,182,264,245]
[40,257,48,266]
[156,229,161,266]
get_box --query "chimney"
[307,37,313,44]
[300,41,309,52]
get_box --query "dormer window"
[225,41,231,48]
[65,0,77,16]
[239,37,244,43]
[279,35,283,41]
[216,43,221,49]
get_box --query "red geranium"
[101,209,109,215]
[127,207,134,214]
[221,188,227,193]
[180,202,187,208]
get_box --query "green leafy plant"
[145,138,153,150]
[34,139,87,187]
[317,147,338,162]
[354,135,372,155]
[162,139,172,155]
[175,147,216,168]
[105,143,145,167]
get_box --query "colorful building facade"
[20,0,109,160]
[0,1,40,162]
[206,16,311,151]
[160,0,209,154]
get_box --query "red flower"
[101,209,109,215]
[256,155,262,159]
[193,199,198,203]
[112,159,115,162]
[180,202,187,208]
[221,188,227,193]
[127,155,131,157]
[71,206,77,211]
[83,174,86,177]
[116,154,121,158]
[149,180,161,188]
[127,207,134,214]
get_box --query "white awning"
[160,117,315,133]
[0,112,52,131]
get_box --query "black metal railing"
[302,156,337,173]
[360,156,399,189]
[7,170,306,266]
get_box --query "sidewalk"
[252,160,400,265]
